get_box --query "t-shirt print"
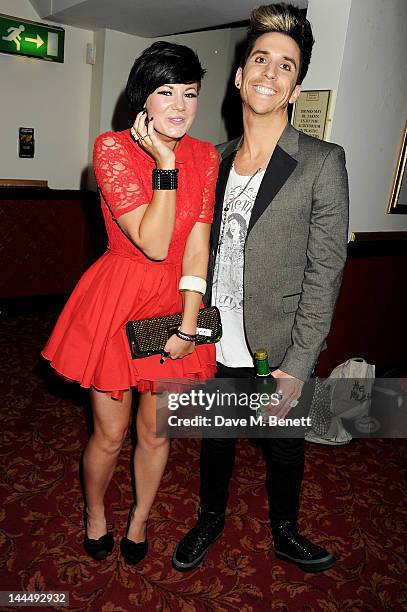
[212,166,265,367]
[213,168,265,313]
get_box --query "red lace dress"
[42,130,219,399]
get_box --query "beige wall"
[0,0,93,189]
[330,0,407,233]
[306,0,407,233]
[304,0,352,139]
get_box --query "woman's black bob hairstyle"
[125,41,205,114]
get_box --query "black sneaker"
[272,520,336,572]
[172,508,224,572]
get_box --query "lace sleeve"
[93,132,149,220]
[198,143,220,224]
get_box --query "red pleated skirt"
[42,251,216,400]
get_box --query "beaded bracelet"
[176,329,196,342]
[152,168,178,190]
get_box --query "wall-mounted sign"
[292,90,331,140]
[19,127,34,158]
[0,13,64,63]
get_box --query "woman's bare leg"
[127,391,170,542]
[83,388,132,538]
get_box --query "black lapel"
[212,150,235,255]
[248,145,298,233]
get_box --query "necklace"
[217,160,262,254]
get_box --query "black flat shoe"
[83,510,114,561]
[120,535,148,565]
[120,506,148,565]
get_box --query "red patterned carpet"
[0,302,406,611]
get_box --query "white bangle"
[179,275,207,295]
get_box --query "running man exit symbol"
[0,14,64,62]
[2,24,25,51]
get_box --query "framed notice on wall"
[19,127,34,158]
[292,90,331,141]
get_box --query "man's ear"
[289,84,301,105]
[235,67,243,89]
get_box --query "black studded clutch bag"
[125,306,222,359]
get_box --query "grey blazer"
[205,123,349,381]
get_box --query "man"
[172,3,349,573]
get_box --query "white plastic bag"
[306,358,375,445]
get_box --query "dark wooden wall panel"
[316,246,406,376]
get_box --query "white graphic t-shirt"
[212,165,265,367]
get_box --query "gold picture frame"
[387,120,407,214]
[350,231,407,242]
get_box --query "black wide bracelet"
[176,329,196,342]
[152,168,179,190]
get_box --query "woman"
[42,41,218,564]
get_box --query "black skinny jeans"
[199,362,305,524]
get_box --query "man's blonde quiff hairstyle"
[240,3,315,84]
[251,4,299,35]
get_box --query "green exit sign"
[0,14,64,63]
